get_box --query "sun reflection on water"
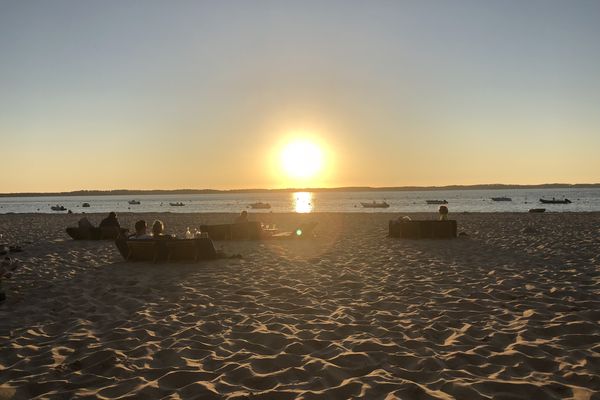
[294,192,313,213]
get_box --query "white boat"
[128,200,141,205]
[360,201,390,208]
[249,202,271,209]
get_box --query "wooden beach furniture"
[126,241,159,262]
[120,238,218,262]
[66,226,127,240]
[200,222,263,240]
[165,240,199,262]
[100,226,124,239]
[389,220,457,239]
[200,221,317,241]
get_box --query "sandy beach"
[0,212,599,399]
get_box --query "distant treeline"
[1,183,599,198]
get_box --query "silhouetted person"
[152,220,171,238]
[235,210,249,223]
[99,212,120,228]
[439,205,449,221]
[130,220,152,240]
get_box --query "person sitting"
[235,210,249,224]
[130,220,152,240]
[78,217,94,230]
[0,257,17,302]
[152,220,172,239]
[100,212,120,228]
[439,205,449,221]
[76,216,95,238]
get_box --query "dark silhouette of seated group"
[66,205,454,262]
[67,211,318,262]
[114,217,222,262]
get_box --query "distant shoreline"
[1,183,599,198]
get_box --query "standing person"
[99,212,120,228]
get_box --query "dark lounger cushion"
[389,220,457,239]
[200,222,262,240]
[66,227,127,240]
[119,238,217,262]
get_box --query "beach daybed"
[66,226,128,240]
[117,238,218,263]
[389,220,457,239]
[199,222,264,240]
[200,221,318,241]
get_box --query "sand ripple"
[1,212,599,399]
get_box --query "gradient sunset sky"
[1,0,599,192]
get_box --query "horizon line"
[2,182,599,197]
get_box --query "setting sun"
[280,139,324,179]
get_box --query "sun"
[280,139,324,179]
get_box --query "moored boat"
[82,203,90,207]
[539,198,571,204]
[51,205,67,211]
[426,200,448,205]
[128,200,141,205]
[491,196,512,201]
[529,208,546,213]
[249,202,271,209]
[169,202,185,207]
[361,201,390,208]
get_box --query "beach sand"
[0,212,599,399]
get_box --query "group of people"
[112,210,252,240]
[129,219,167,240]
[78,212,169,240]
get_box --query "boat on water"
[169,202,185,207]
[249,202,271,209]
[82,203,90,207]
[491,196,512,201]
[360,201,390,208]
[51,205,67,211]
[426,200,448,205]
[529,208,546,213]
[539,198,571,204]
[128,200,141,205]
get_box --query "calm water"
[1,189,599,214]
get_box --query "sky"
[1,0,599,192]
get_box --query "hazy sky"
[1,0,599,192]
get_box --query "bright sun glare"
[280,140,323,179]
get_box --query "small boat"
[249,202,271,209]
[529,208,546,213]
[169,202,185,207]
[491,196,512,201]
[539,198,571,204]
[426,200,448,205]
[128,200,141,205]
[82,203,90,207]
[360,201,390,208]
[51,205,67,211]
